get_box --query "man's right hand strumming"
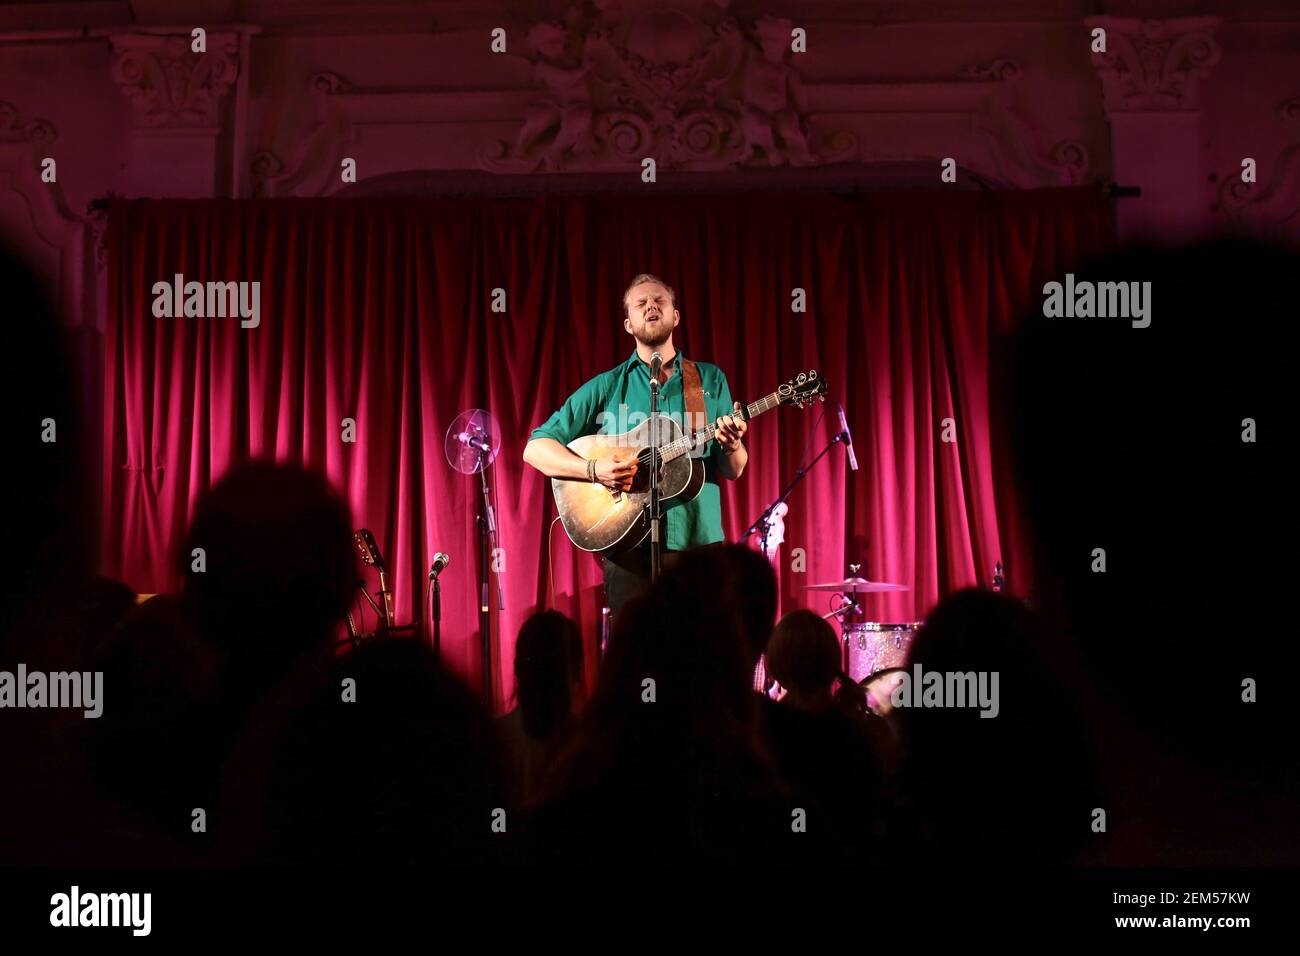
[523,436,637,491]
[594,453,638,491]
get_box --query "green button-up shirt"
[530,350,734,549]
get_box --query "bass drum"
[843,622,922,683]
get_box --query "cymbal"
[804,576,909,593]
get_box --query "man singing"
[523,273,748,612]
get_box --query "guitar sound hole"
[629,448,655,494]
[634,447,662,474]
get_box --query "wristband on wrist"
[587,458,597,482]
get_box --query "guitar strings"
[632,390,784,473]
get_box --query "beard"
[633,320,672,348]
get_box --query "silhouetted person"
[84,462,357,861]
[80,576,137,634]
[497,610,584,807]
[894,589,1098,864]
[766,611,843,710]
[527,546,793,865]
[764,610,890,857]
[0,240,95,864]
[180,461,356,708]
[84,595,221,861]
[221,637,510,866]
[0,240,91,648]
[699,544,784,715]
[711,544,780,670]
[1008,239,1297,863]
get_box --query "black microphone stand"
[476,446,501,710]
[435,572,443,654]
[741,431,852,546]
[647,362,662,582]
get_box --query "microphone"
[455,431,491,453]
[429,552,451,580]
[836,403,859,472]
[650,351,662,380]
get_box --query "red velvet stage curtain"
[103,190,1113,707]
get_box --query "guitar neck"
[660,390,782,463]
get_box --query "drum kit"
[802,563,919,715]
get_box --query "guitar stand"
[340,581,418,649]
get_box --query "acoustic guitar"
[552,370,826,552]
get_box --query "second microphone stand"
[476,445,503,709]
[742,430,852,549]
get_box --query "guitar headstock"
[778,370,827,408]
[354,529,385,571]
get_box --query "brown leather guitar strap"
[680,357,707,434]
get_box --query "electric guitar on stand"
[552,370,826,553]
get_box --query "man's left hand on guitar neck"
[715,401,748,480]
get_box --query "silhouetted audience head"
[180,461,355,689]
[241,637,508,865]
[531,546,790,864]
[766,609,841,702]
[513,610,583,741]
[76,576,138,650]
[86,595,222,854]
[896,589,1098,862]
[762,609,892,860]
[586,546,760,743]
[709,544,779,666]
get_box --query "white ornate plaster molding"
[1086,16,1222,114]
[254,13,1097,191]
[963,62,1093,187]
[250,72,357,198]
[0,101,88,320]
[1213,96,1300,231]
[0,101,59,147]
[110,32,241,128]
[480,5,847,172]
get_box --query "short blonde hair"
[622,273,676,319]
